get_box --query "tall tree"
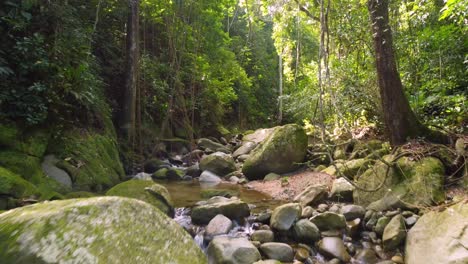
[368,0,436,145]
[121,0,140,142]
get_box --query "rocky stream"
[0,124,466,264]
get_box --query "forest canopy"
[0,0,466,141]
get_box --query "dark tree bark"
[121,0,140,141]
[368,0,434,146]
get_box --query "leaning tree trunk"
[121,0,140,142]
[368,0,432,146]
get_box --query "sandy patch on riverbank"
[246,169,335,200]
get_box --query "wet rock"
[317,203,329,213]
[330,178,355,201]
[382,215,406,251]
[242,124,308,180]
[200,152,236,176]
[405,202,468,264]
[327,259,341,264]
[0,197,207,264]
[340,204,365,221]
[186,163,202,177]
[321,230,343,237]
[293,184,327,207]
[365,213,379,231]
[229,176,240,183]
[374,216,391,236]
[404,215,418,226]
[251,230,274,243]
[264,172,281,181]
[346,218,361,237]
[293,219,321,242]
[233,141,257,158]
[237,154,250,162]
[259,242,294,262]
[301,206,315,218]
[198,138,231,153]
[205,214,233,240]
[256,211,272,224]
[310,212,346,231]
[153,167,185,181]
[295,247,310,261]
[391,255,404,264]
[354,248,379,264]
[207,236,261,264]
[329,204,341,213]
[191,197,250,225]
[143,158,168,173]
[199,170,222,184]
[270,203,302,231]
[133,172,153,181]
[369,232,379,243]
[318,237,351,263]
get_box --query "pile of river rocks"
[185,190,467,264]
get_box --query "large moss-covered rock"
[0,124,50,157]
[106,180,174,216]
[405,201,468,264]
[50,130,125,192]
[199,152,236,176]
[198,138,230,153]
[0,197,207,264]
[242,124,307,180]
[354,156,445,210]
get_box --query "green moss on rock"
[50,131,124,192]
[0,167,38,199]
[106,180,174,216]
[0,124,50,157]
[0,197,207,264]
[354,156,445,210]
[242,124,308,180]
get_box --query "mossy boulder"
[191,197,250,225]
[200,152,236,176]
[0,197,207,264]
[143,158,167,173]
[405,201,468,264]
[64,191,98,199]
[106,180,174,216]
[49,130,125,192]
[354,156,445,210]
[242,124,308,180]
[152,167,185,180]
[0,167,39,209]
[198,138,230,153]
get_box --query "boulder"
[270,203,302,231]
[133,172,153,180]
[0,167,38,209]
[207,236,261,264]
[354,248,379,264]
[354,157,445,210]
[340,205,366,221]
[0,197,207,264]
[382,215,406,251]
[242,124,307,180]
[340,158,373,179]
[375,216,391,236]
[205,214,233,240]
[143,158,167,173]
[153,167,185,181]
[198,138,231,153]
[310,212,347,231]
[318,237,351,262]
[191,197,250,225]
[251,230,274,243]
[405,202,468,264]
[233,142,257,158]
[199,171,222,184]
[106,180,174,216]
[330,177,355,201]
[293,184,327,207]
[201,189,238,199]
[293,219,320,242]
[41,155,72,187]
[200,152,236,176]
[259,243,294,262]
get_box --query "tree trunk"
[368,0,430,146]
[121,0,140,142]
